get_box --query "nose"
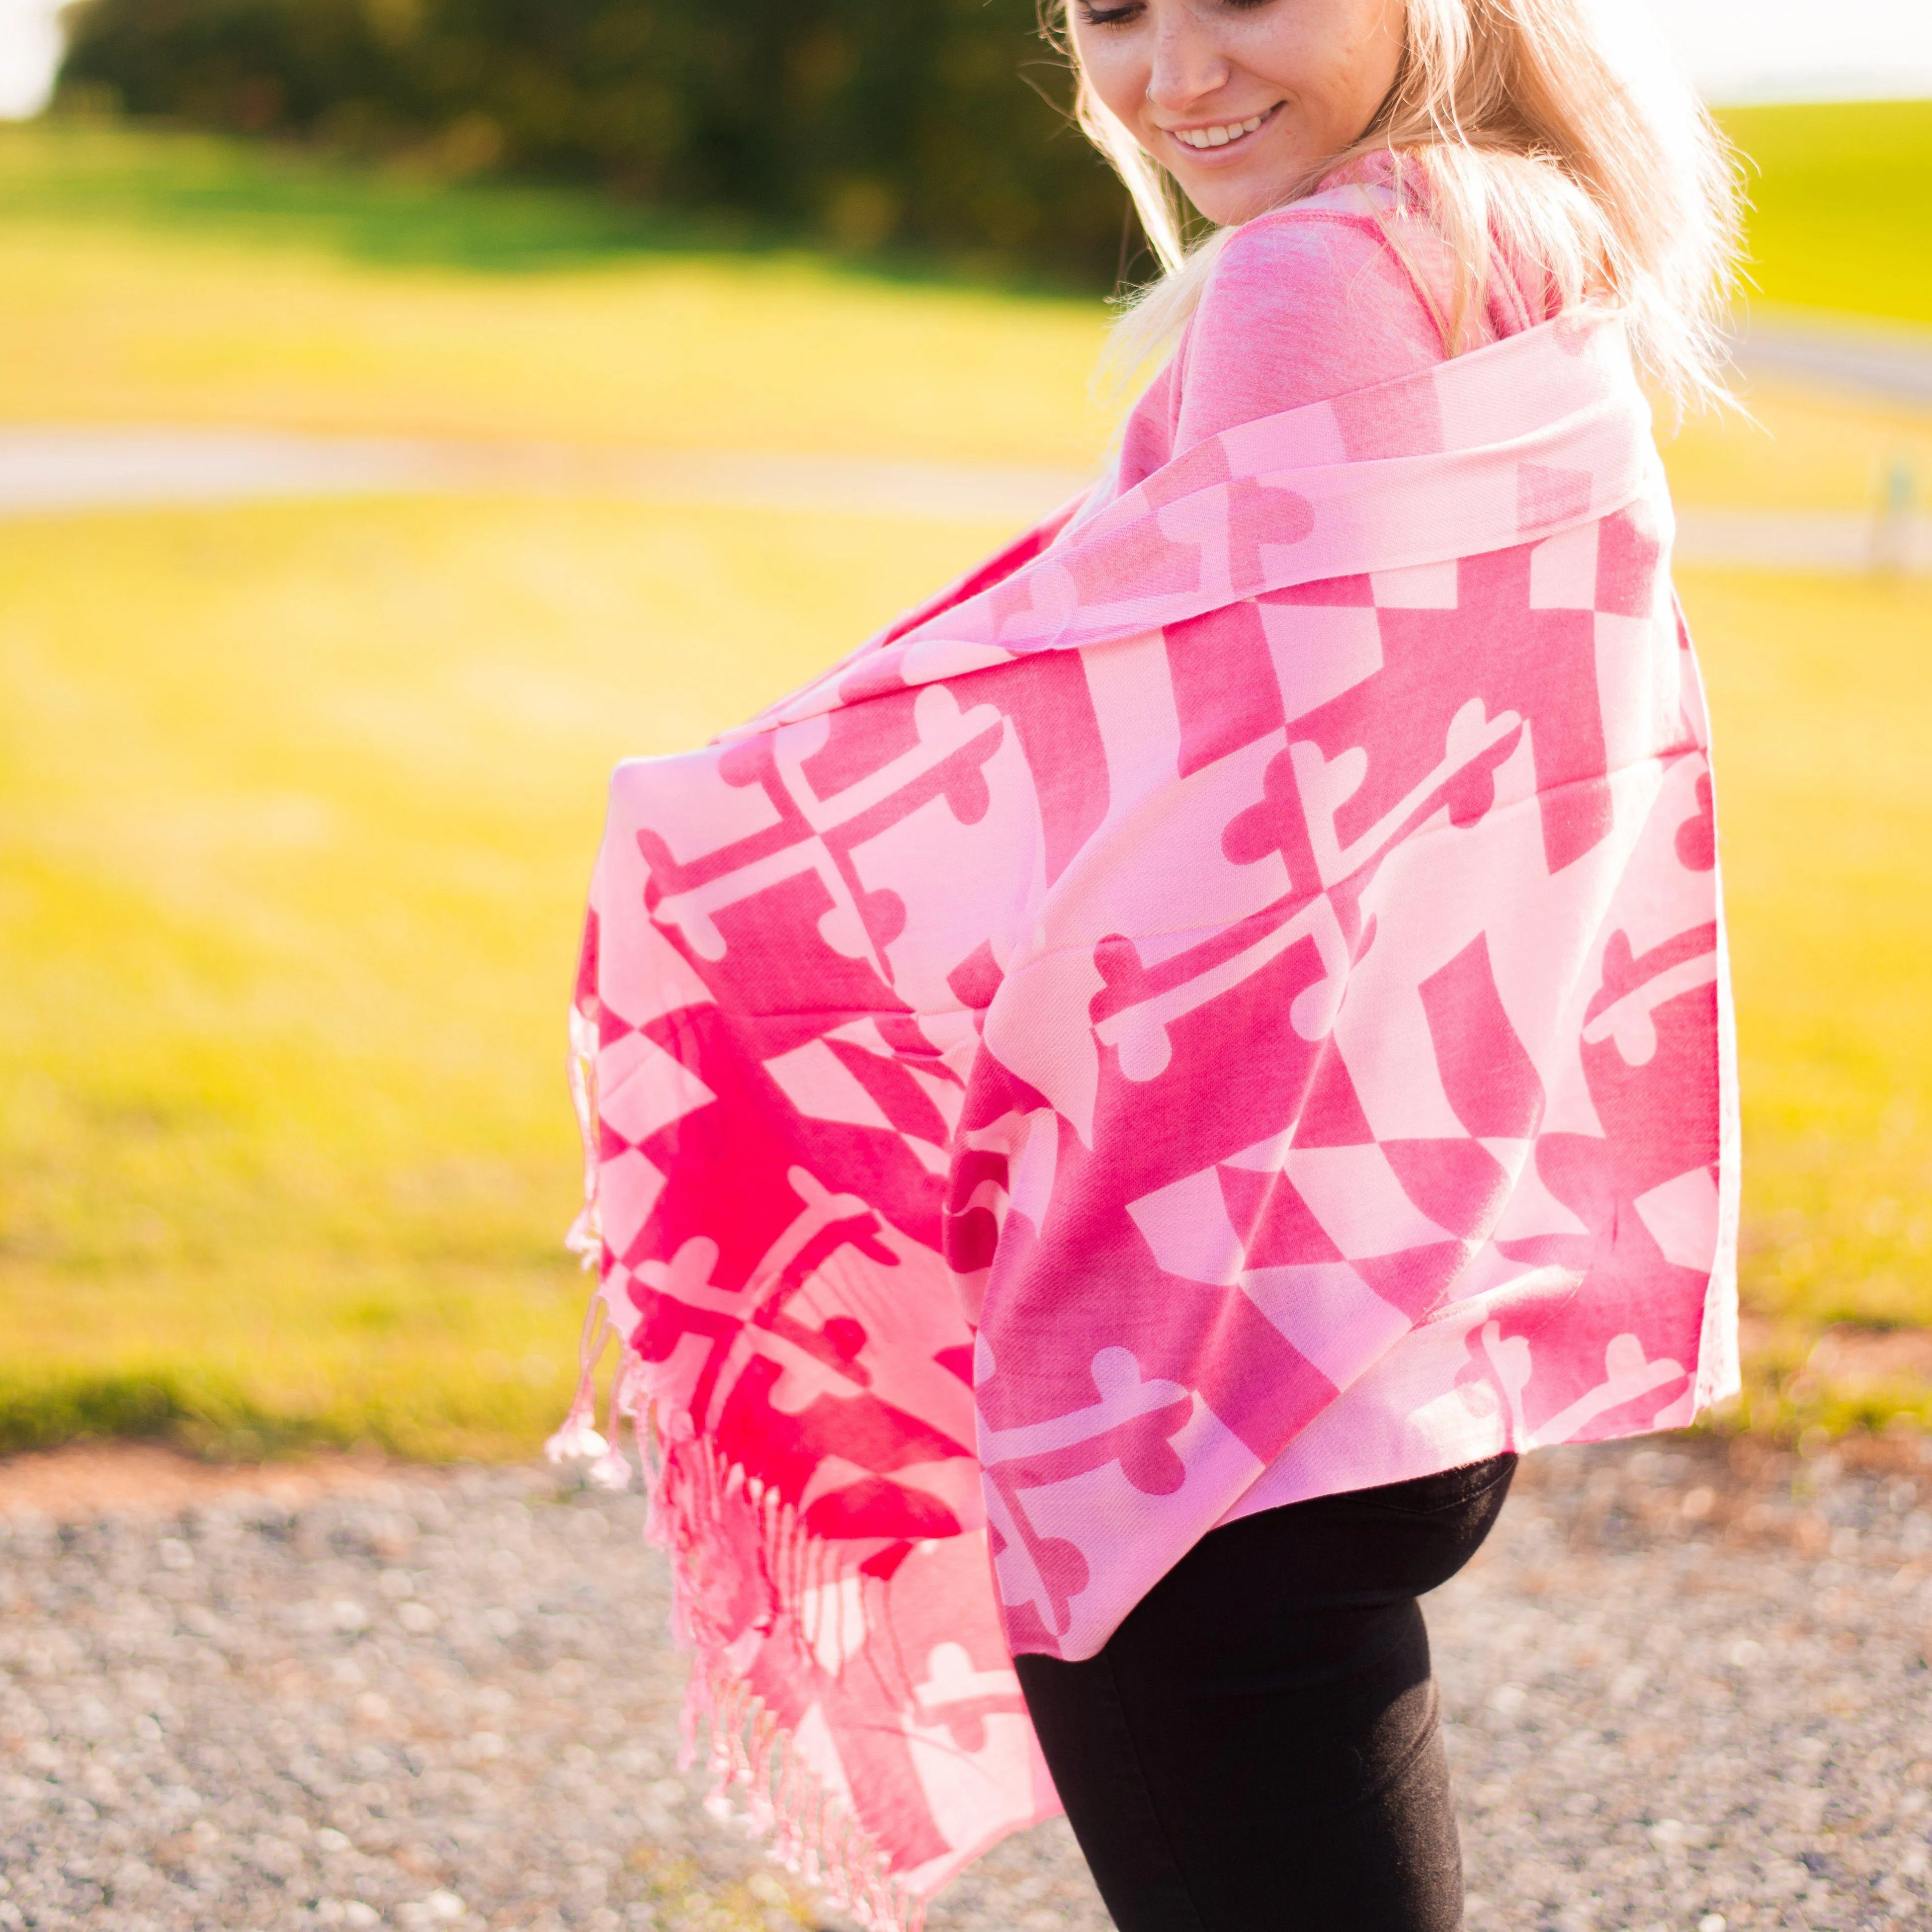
[1144,8,1232,114]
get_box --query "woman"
[555,3,1743,1929]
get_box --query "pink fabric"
[1113,160,1551,501]
[559,304,1738,1928]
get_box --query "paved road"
[1,1437,1929,1932]
[3,424,1928,577]
[5,308,1932,569]
[1734,314,1932,414]
[1673,505,1929,575]
[0,428,1092,528]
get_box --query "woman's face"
[1071,0,1408,227]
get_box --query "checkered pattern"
[565,311,1737,1929]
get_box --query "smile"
[1166,103,1281,154]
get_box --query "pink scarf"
[557,312,1738,1929]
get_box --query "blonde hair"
[1045,0,1744,412]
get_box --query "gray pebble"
[1,1441,1927,1931]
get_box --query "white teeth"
[1175,113,1267,151]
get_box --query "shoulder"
[1170,190,1451,446]
[1202,172,1458,352]
[1210,197,1415,302]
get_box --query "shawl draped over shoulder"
[556,291,1739,1927]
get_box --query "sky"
[3,0,1932,120]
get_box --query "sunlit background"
[8,0,1932,116]
[2,0,1930,1462]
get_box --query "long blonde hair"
[1046,0,1744,411]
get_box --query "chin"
[1179,174,1282,229]
[1172,143,1318,229]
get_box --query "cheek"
[1069,29,1147,129]
[1348,0,1407,105]
[1249,0,1402,116]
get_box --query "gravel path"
[2,1437,1929,1932]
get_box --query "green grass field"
[2,114,1931,1454]
[0,120,1113,465]
[1722,99,1932,326]
[0,495,1014,1456]
[2,115,1930,511]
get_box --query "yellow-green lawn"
[3,121,1931,1453]
[0,121,1114,466]
[0,497,1016,1455]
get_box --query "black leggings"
[1013,1454,1516,1932]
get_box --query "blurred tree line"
[55,0,1141,286]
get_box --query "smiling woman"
[561,2,1747,1930]
[1059,0,1741,409]
[1072,0,1405,212]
